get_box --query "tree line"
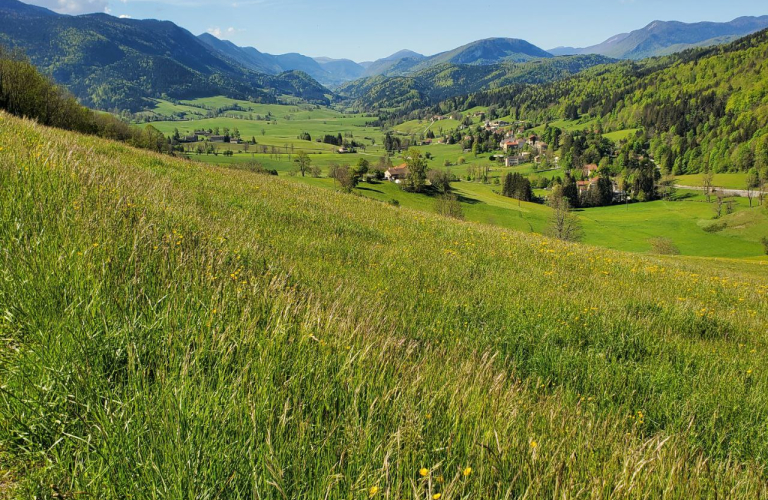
[0,47,172,154]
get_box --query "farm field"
[293,174,768,259]
[2,112,768,498]
[675,172,751,190]
[178,151,768,259]
[134,98,768,260]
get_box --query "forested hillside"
[0,0,330,111]
[339,55,613,111]
[414,30,768,173]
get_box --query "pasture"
[2,112,767,498]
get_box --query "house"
[536,142,549,153]
[583,164,599,178]
[527,135,538,146]
[209,135,226,143]
[576,180,592,195]
[501,139,522,152]
[384,164,409,182]
[505,155,527,167]
[338,147,350,154]
[179,135,198,143]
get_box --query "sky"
[23,0,768,61]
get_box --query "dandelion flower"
[433,494,442,500]
[463,467,472,477]
[419,468,429,477]
[530,440,538,448]
[368,486,378,497]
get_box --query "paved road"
[675,185,766,198]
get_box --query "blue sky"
[24,0,768,61]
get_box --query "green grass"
[5,113,767,498]
[675,173,750,190]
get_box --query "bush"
[434,194,464,220]
[703,221,727,233]
[648,237,680,255]
[762,236,768,255]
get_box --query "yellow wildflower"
[368,486,378,497]
[419,468,429,477]
[463,467,472,477]
[433,494,442,500]
[530,440,538,448]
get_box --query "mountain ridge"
[0,0,331,110]
[549,16,768,59]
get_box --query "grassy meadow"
[1,112,768,498]
[134,98,768,260]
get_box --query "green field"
[132,98,768,260]
[675,173,751,190]
[3,113,768,498]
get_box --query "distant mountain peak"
[558,16,768,59]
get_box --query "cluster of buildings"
[500,134,552,167]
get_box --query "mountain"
[363,38,553,78]
[196,33,283,74]
[338,55,613,111]
[197,34,364,86]
[441,28,768,174]
[0,0,330,111]
[313,57,366,82]
[363,50,426,77]
[549,16,768,59]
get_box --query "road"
[675,185,766,198]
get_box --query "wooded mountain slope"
[430,29,768,173]
[0,0,330,110]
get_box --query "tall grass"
[0,112,767,498]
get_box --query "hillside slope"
[0,0,330,110]
[364,39,552,78]
[551,16,768,59]
[438,29,768,174]
[1,113,767,497]
[339,55,614,110]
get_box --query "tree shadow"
[357,186,384,194]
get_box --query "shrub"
[648,237,680,255]
[434,194,464,219]
[703,221,727,233]
[762,236,768,255]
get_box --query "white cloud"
[23,0,109,15]
[206,26,241,39]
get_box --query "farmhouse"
[501,139,523,152]
[576,180,593,195]
[384,164,409,182]
[209,135,226,143]
[338,147,350,154]
[583,164,599,177]
[505,155,528,167]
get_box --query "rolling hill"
[550,16,768,59]
[338,55,614,110]
[363,38,553,78]
[1,109,767,498]
[435,28,768,174]
[0,0,331,110]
